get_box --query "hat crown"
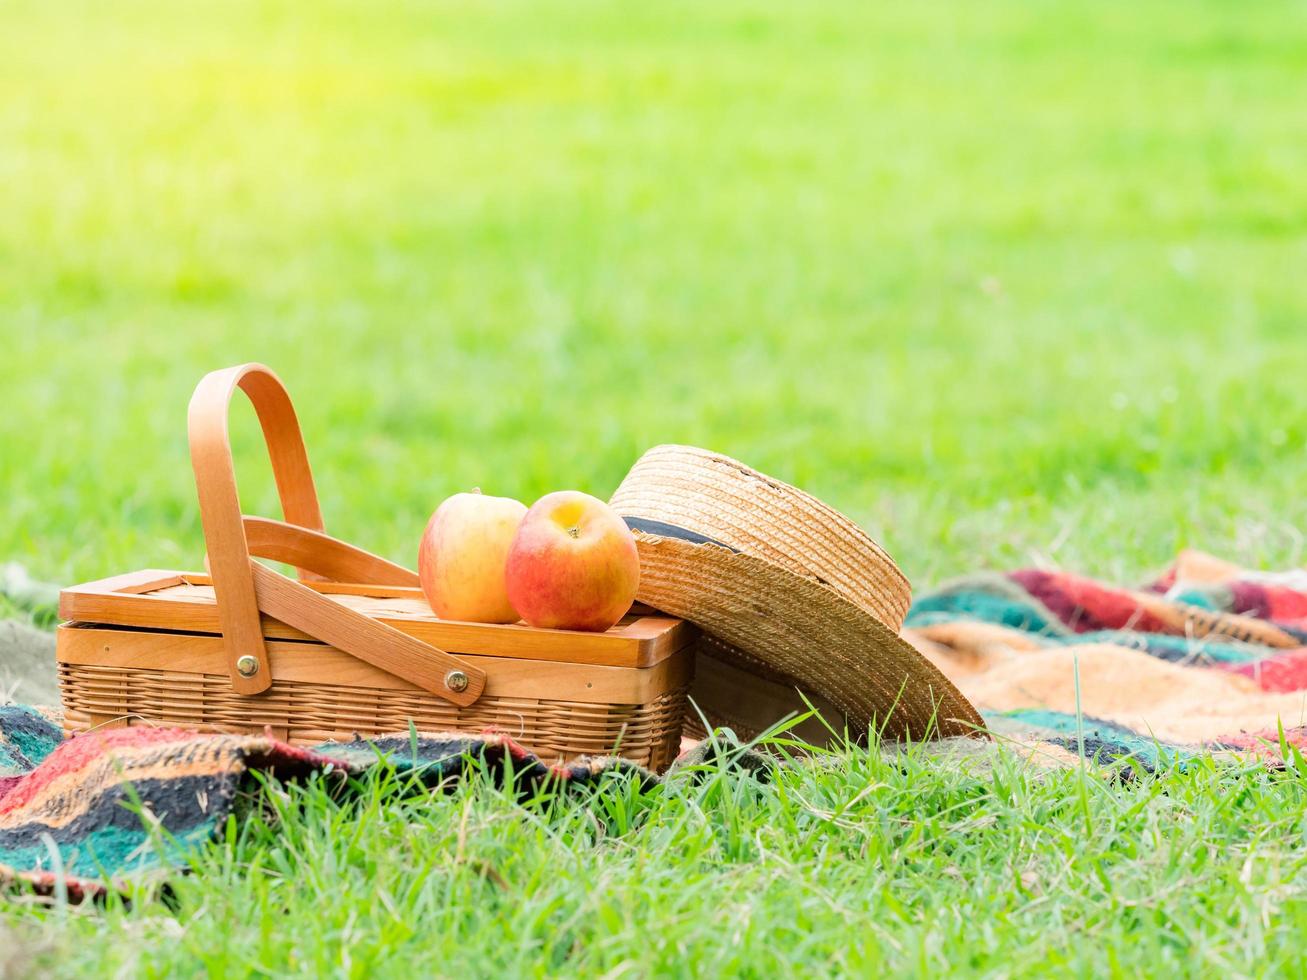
[609,444,912,631]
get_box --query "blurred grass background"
[3,0,1306,589]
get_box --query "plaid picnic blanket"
[907,550,1307,769]
[0,712,746,902]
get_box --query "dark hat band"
[621,517,739,553]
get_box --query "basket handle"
[188,363,486,705]
[242,516,420,587]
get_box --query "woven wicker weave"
[59,662,689,770]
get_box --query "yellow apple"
[418,490,528,623]
[505,490,640,632]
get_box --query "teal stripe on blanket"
[907,596,1066,636]
[0,706,62,776]
[1053,631,1262,664]
[991,709,1202,771]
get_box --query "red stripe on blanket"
[1010,570,1172,634]
[1217,648,1307,693]
[0,776,21,807]
[1230,582,1307,626]
[0,727,237,815]
[1217,726,1307,758]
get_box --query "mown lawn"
[3,0,1307,974]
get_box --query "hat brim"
[633,531,985,740]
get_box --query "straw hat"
[609,445,984,740]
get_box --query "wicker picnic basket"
[55,364,695,771]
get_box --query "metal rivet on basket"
[445,669,469,693]
[236,655,260,678]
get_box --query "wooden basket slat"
[60,573,689,670]
[59,626,687,705]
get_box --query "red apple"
[418,490,527,623]
[505,491,640,632]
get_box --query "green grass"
[8,739,1307,975]
[3,0,1307,973]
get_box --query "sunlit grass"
[2,0,1306,589]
